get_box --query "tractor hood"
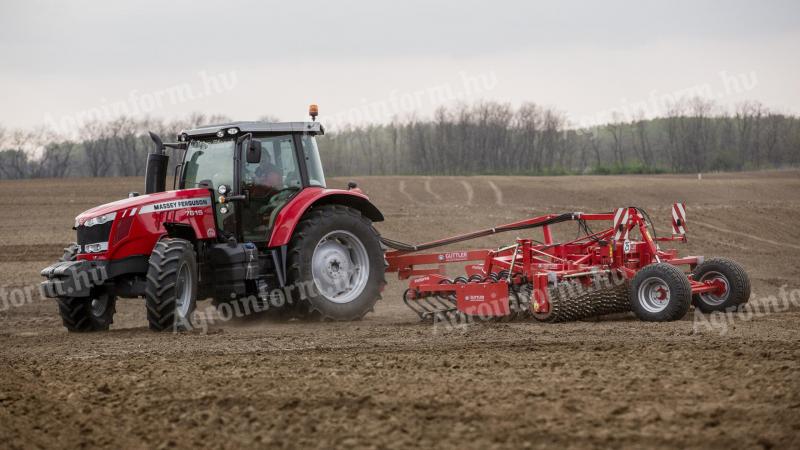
[74,189,212,227]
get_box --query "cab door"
[240,134,302,243]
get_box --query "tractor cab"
[177,121,327,244]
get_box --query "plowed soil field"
[1,172,799,449]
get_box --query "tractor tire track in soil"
[487,179,504,206]
[693,219,800,251]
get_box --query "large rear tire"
[145,238,198,331]
[691,257,750,312]
[286,205,386,321]
[55,243,116,332]
[630,263,691,322]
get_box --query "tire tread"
[630,263,692,322]
[286,204,386,321]
[145,238,196,331]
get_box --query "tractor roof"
[181,121,324,139]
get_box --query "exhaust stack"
[145,131,169,194]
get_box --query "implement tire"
[692,257,751,313]
[630,263,691,322]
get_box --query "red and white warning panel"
[672,202,686,235]
[613,207,630,241]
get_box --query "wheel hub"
[175,262,193,318]
[638,277,671,313]
[90,295,109,317]
[699,271,730,305]
[311,231,370,304]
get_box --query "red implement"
[385,204,749,323]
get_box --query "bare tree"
[735,101,765,169]
[81,120,115,177]
[33,140,74,178]
[0,129,46,178]
[512,103,540,172]
[630,111,652,167]
[665,101,686,171]
[685,97,716,172]
[762,113,783,165]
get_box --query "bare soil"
[1,172,799,449]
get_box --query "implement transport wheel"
[55,243,116,332]
[630,263,691,322]
[691,257,751,312]
[145,238,198,331]
[287,205,386,321]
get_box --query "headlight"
[83,242,109,253]
[83,212,116,227]
[217,184,228,195]
[227,127,239,135]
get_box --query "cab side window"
[240,135,301,242]
[242,135,300,195]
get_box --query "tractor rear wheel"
[691,257,750,312]
[145,238,198,331]
[286,205,385,321]
[55,243,117,332]
[630,263,691,321]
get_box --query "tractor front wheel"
[630,263,691,321]
[286,205,386,321]
[145,238,198,331]
[57,290,117,332]
[691,257,750,312]
[55,243,116,332]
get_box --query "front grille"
[77,221,113,248]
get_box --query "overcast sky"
[1,0,798,133]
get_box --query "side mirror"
[246,140,262,164]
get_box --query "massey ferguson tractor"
[41,106,750,332]
[41,106,387,331]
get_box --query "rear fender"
[267,187,384,248]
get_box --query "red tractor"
[41,106,387,331]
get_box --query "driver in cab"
[243,158,289,235]
[250,161,282,199]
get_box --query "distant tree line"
[323,99,800,176]
[0,113,233,180]
[1,99,798,180]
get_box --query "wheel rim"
[175,262,193,318]
[90,294,109,317]
[698,271,730,305]
[638,277,671,313]
[311,230,370,304]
